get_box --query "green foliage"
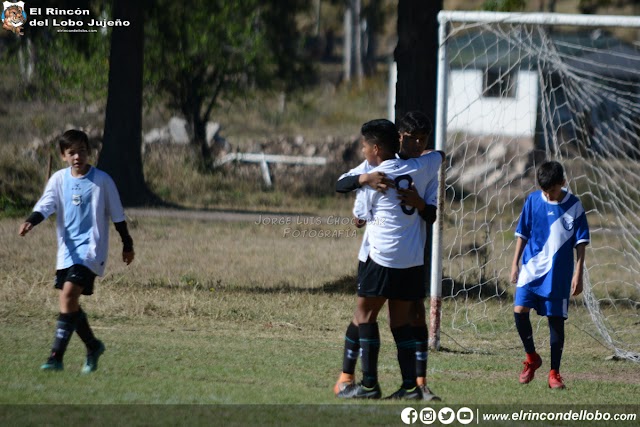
[145,0,315,128]
[482,0,527,11]
[0,145,48,218]
[34,32,110,102]
[11,0,111,102]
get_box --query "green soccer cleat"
[81,341,105,374]
[40,359,64,371]
[384,386,424,400]
[336,382,382,399]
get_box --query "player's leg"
[514,287,542,383]
[333,316,359,395]
[356,296,385,388]
[409,300,428,382]
[546,298,568,389]
[42,265,104,372]
[337,296,386,399]
[334,262,367,394]
[41,271,84,370]
[77,307,105,374]
[65,265,105,373]
[385,298,423,400]
[409,299,441,400]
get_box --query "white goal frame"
[429,11,640,351]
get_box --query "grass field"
[1,214,639,422]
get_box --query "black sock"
[342,322,360,375]
[75,308,100,352]
[514,312,536,354]
[392,324,417,389]
[358,322,380,388]
[412,325,429,378]
[49,313,77,362]
[548,316,565,371]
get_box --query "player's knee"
[60,283,81,305]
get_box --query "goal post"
[427,10,640,362]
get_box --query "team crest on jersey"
[72,194,82,206]
[561,215,574,231]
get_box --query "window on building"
[483,68,517,98]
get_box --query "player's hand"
[123,250,135,265]
[571,274,583,296]
[19,222,33,236]
[360,172,394,193]
[397,183,427,211]
[510,264,519,284]
[354,218,366,229]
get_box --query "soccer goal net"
[430,11,640,363]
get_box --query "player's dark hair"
[59,129,90,154]
[537,161,565,191]
[397,111,432,136]
[361,119,399,154]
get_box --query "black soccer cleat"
[384,386,424,400]
[82,340,105,374]
[40,358,64,371]
[336,382,382,399]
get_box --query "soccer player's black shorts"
[55,264,97,295]
[357,257,425,301]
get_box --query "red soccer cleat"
[548,369,566,389]
[519,353,542,384]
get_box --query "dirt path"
[125,208,302,223]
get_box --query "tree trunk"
[363,0,379,76]
[353,0,363,88]
[394,0,442,151]
[98,0,157,206]
[394,1,443,340]
[343,4,352,83]
[193,115,212,170]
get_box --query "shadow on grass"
[127,274,509,299]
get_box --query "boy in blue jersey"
[510,161,589,389]
[336,119,442,400]
[333,112,441,401]
[19,129,134,373]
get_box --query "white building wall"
[447,69,539,137]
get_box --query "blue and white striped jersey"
[515,190,590,299]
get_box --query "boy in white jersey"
[19,129,134,373]
[334,112,441,401]
[510,161,589,389]
[336,119,442,400]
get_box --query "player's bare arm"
[572,243,587,296]
[358,172,395,193]
[397,183,426,212]
[18,212,45,236]
[511,237,526,284]
[18,222,33,236]
[114,221,134,265]
[123,250,135,265]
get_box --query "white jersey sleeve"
[353,187,375,221]
[423,159,439,207]
[33,170,64,218]
[103,173,126,223]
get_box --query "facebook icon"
[401,407,418,424]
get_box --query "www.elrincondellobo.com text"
[482,409,637,423]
